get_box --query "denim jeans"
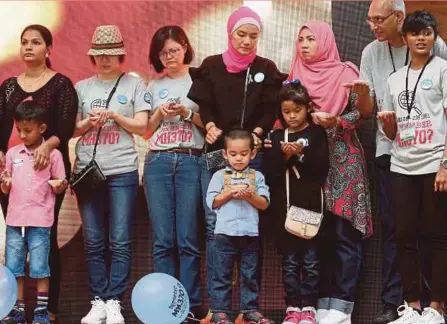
[376,155,403,307]
[318,213,362,314]
[77,170,138,301]
[282,240,319,308]
[200,152,264,299]
[212,234,259,313]
[6,226,51,278]
[143,152,202,309]
[1,191,65,314]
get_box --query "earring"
[45,53,49,58]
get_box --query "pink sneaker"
[299,307,316,324]
[282,307,301,324]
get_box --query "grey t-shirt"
[147,74,204,151]
[383,56,447,175]
[74,74,151,176]
[360,37,447,157]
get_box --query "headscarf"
[289,20,359,116]
[222,6,262,73]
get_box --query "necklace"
[24,68,47,89]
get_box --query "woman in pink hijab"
[188,6,286,324]
[284,21,372,324]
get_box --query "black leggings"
[391,172,447,303]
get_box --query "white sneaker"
[81,297,107,324]
[389,303,422,324]
[419,308,445,324]
[319,309,351,324]
[316,309,329,323]
[105,300,125,324]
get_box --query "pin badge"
[254,72,265,83]
[117,95,128,104]
[159,89,169,99]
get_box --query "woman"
[0,24,78,323]
[143,25,203,321]
[288,21,372,324]
[73,25,150,324]
[187,7,286,321]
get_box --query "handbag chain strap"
[284,129,324,212]
[91,72,125,160]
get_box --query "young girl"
[379,11,447,324]
[264,81,329,324]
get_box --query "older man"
[346,1,447,323]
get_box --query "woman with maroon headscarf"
[188,6,286,324]
[286,21,372,324]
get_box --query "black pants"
[391,172,447,303]
[1,191,64,314]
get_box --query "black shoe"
[373,304,398,324]
[1,306,26,324]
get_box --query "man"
[345,1,447,323]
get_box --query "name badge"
[400,123,416,142]
[13,158,24,167]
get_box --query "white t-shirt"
[147,74,204,151]
[383,56,447,175]
[360,37,447,158]
[74,74,151,176]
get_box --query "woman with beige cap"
[72,25,151,324]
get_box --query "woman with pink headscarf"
[285,21,372,324]
[188,6,286,324]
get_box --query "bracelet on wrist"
[182,109,193,122]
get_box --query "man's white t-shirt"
[359,37,447,158]
[383,56,447,175]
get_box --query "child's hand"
[280,141,303,156]
[50,179,68,194]
[377,111,396,124]
[235,187,253,200]
[1,170,12,193]
[264,139,272,148]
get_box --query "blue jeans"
[376,155,403,307]
[143,152,202,309]
[77,170,138,301]
[282,241,319,308]
[200,152,264,298]
[212,234,259,313]
[6,226,51,278]
[318,213,362,314]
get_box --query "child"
[0,101,67,324]
[264,81,329,324]
[206,129,272,324]
[378,11,447,324]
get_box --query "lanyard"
[388,43,409,74]
[405,56,433,119]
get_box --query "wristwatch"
[441,158,447,169]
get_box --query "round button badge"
[254,72,265,83]
[117,94,128,104]
[421,79,433,90]
[159,89,169,99]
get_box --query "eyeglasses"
[366,11,396,27]
[159,47,183,58]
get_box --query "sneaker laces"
[212,313,232,324]
[90,297,104,309]
[395,303,419,321]
[244,312,271,324]
[106,300,122,316]
[421,307,441,320]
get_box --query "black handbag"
[70,73,125,194]
[204,66,251,173]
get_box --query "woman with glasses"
[143,25,204,322]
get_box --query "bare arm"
[246,192,269,210]
[212,191,233,209]
[111,110,149,136]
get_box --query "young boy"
[379,11,447,324]
[206,129,272,324]
[0,101,67,324]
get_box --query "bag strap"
[91,72,125,160]
[240,65,251,128]
[284,129,324,213]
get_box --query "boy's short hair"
[402,11,438,39]
[224,129,255,151]
[13,101,49,125]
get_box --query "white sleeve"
[383,77,395,113]
[359,46,375,97]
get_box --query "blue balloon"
[0,265,17,319]
[132,273,189,324]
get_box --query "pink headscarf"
[289,20,359,116]
[222,7,263,73]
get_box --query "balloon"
[131,273,189,324]
[0,265,18,319]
